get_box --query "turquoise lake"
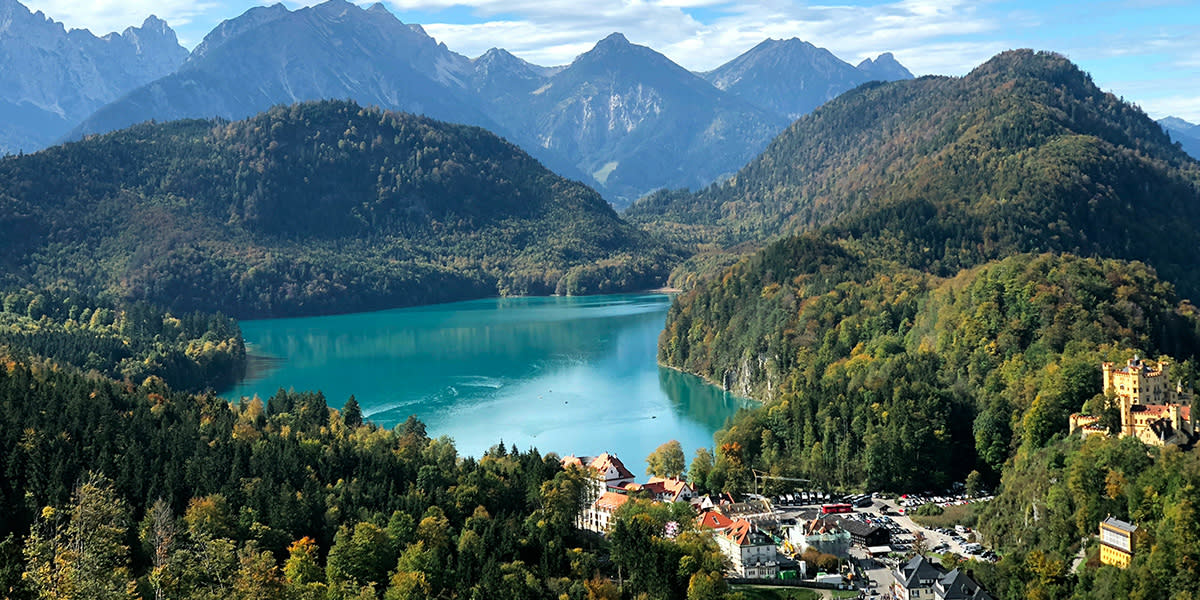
[226,294,749,464]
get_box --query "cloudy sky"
[19,0,1200,121]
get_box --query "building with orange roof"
[714,518,778,578]
[578,491,631,534]
[563,453,640,534]
[697,511,734,531]
[644,476,697,503]
[785,517,851,557]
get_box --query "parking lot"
[756,488,996,597]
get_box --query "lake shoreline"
[657,362,762,405]
[224,294,744,461]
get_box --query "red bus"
[821,503,853,514]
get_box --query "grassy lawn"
[728,586,824,600]
[728,586,860,600]
[908,502,980,530]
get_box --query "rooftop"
[722,518,774,547]
[594,491,631,512]
[698,511,734,531]
[1102,516,1138,533]
[895,555,944,589]
[937,568,994,600]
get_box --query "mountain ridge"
[3,100,674,318]
[702,37,914,120]
[39,0,912,206]
[1160,115,1200,160]
[0,0,187,154]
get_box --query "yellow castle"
[1069,356,1195,447]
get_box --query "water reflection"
[226,294,750,461]
[656,367,747,433]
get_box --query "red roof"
[722,519,754,545]
[594,491,631,512]
[698,511,733,531]
[644,477,694,501]
[1135,404,1173,417]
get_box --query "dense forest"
[666,249,1200,491]
[0,100,677,319]
[5,47,1200,600]
[627,50,1200,300]
[965,432,1200,600]
[661,243,1200,597]
[0,288,244,392]
[0,354,749,599]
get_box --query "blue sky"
[19,0,1200,121]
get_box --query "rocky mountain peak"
[191,3,289,61]
[598,32,630,46]
[856,51,914,81]
[702,36,902,120]
[0,0,188,153]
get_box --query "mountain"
[1160,115,1200,159]
[68,0,494,143]
[508,33,789,206]
[0,0,187,154]
[644,53,1200,571]
[60,0,910,206]
[702,38,913,120]
[630,50,1200,296]
[0,101,674,318]
[856,52,914,81]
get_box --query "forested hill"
[0,100,674,318]
[628,49,1200,298]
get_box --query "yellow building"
[1099,517,1136,568]
[1070,357,1195,447]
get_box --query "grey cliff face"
[0,0,187,153]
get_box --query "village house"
[1069,357,1195,446]
[643,476,696,503]
[785,517,851,557]
[698,510,734,532]
[581,491,630,534]
[819,514,890,548]
[715,498,778,529]
[934,568,993,600]
[714,519,779,578]
[562,453,638,533]
[893,556,992,600]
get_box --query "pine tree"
[342,395,363,429]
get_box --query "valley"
[1,2,1200,599]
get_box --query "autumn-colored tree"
[646,439,687,479]
[22,473,136,600]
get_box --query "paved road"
[849,547,895,598]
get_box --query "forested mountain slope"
[629,50,1200,297]
[0,101,673,318]
[665,246,1200,473]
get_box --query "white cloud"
[1110,92,1200,123]
[399,0,999,74]
[22,0,220,35]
